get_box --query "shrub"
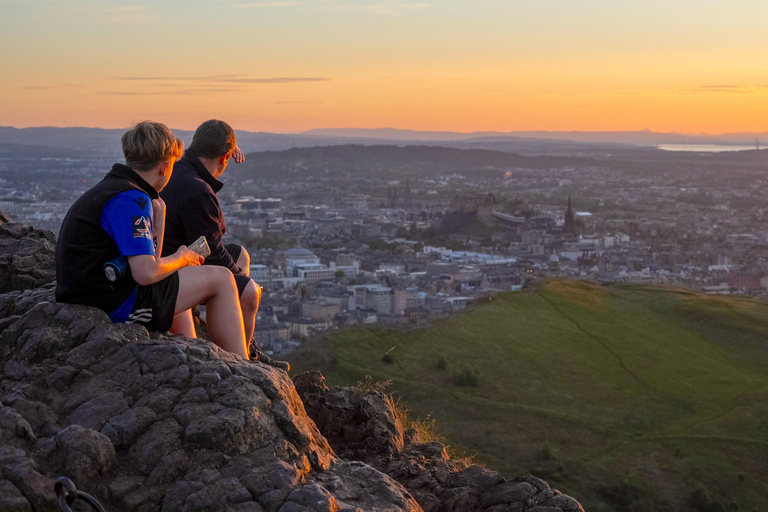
[456,364,480,387]
[437,353,448,370]
[382,346,396,364]
[541,442,554,460]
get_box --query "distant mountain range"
[301,127,768,146]
[1,126,765,159]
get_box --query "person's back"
[56,164,158,315]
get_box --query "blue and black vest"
[55,164,158,314]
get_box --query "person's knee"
[207,265,237,293]
[241,280,258,313]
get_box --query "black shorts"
[125,272,179,332]
[223,243,252,297]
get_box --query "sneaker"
[251,347,290,372]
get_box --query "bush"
[598,481,644,512]
[540,442,554,460]
[688,485,727,512]
[437,354,448,370]
[382,346,396,364]
[456,364,480,387]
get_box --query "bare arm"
[152,198,166,259]
[128,248,203,286]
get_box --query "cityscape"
[4,136,768,354]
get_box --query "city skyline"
[2,0,768,133]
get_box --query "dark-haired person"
[55,121,249,359]
[161,119,289,371]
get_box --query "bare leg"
[174,266,248,359]
[236,245,250,277]
[170,309,196,338]
[241,280,261,343]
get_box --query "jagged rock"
[295,371,585,512]
[0,223,56,294]
[294,370,405,462]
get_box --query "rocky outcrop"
[294,372,584,512]
[0,300,424,511]
[0,222,583,511]
[0,220,56,294]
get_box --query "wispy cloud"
[694,85,768,94]
[275,100,325,104]
[23,86,56,90]
[233,2,299,7]
[112,75,331,84]
[101,88,242,96]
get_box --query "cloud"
[23,86,56,90]
[694,85,768,94]
[275,100,325,104]
[233,2,299,6]
[101,88,242,96]
[112,75,331,84]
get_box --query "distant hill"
[238,144,593,180]
[289,280,768,512]
[302,127,768,146]
[5,126,768,159]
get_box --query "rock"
[52,425,116,484]
[0,223,56,294]
[0,478,30,511]
[294,371,405,462]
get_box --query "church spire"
[564,195,575,234]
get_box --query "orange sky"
[2,1,768,133]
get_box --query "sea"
[658,144,759,152]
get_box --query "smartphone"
[189,236,211,258]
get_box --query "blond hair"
[121,121,184,172]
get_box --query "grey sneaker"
[250,347,290,372]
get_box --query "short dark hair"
[121,121,184,172]
[189,119,236,159]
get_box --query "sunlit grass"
[290,280,768,511]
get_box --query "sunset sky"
[2,0,768,133]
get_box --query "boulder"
[0,223,56,294]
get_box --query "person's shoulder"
[103,189,152,216]
[166,161,211,195]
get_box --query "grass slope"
[289,281,768,512]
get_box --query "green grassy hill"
[288,280,768,512]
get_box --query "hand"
[232,146,245,164]
[176,245,204,266]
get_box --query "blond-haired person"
[55,121,249,359]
